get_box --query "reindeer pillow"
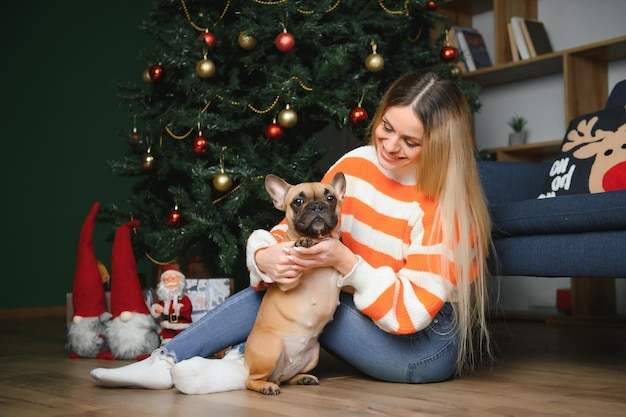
[538,106,626,198]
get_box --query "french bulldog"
[243,171,346,394]
[169,171,346,395]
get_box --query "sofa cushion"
[537,106,626,198]
[490,189,626,237]
[605,80,626,109]
[491,230,626,277]
[478,161,550,203]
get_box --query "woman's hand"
[255,238,359,291]
[255,241,303,291]
[289,238,359,276]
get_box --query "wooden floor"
[0,315,624,417]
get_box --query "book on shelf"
[446,27,467,72]
[452,26,475,71]
[519,18,553,57]
[507,22,519,61]
[510,16,531,60]
[453,26,492,71]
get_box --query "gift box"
[556,288,572,314]
[184,278,234,322]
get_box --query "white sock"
[90,351,174,389]
[171,353,248,395]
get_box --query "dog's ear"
[329,172,346,203]
[265,174,292,211]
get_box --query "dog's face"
[265,172,346,242]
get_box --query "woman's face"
[374,105,424,173]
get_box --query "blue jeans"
[159,287,458,384]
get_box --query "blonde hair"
[368,71,493,375]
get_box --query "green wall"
[2,1,153,310]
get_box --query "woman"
[91,71,493,389]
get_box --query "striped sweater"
[246,145,456,335]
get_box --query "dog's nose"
[309,201,325,212]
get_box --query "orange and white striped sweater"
[246,145,457,335]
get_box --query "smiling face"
[373,105,425,173]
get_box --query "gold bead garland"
[145,252,178,266]
[293,0,341,14]
[165,126,194,140]
[378,0,409,16]
[251,0,287,5]
[180,0,230,32]
[246,96,281,114]
[251,0,340,14]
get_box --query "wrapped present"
[184,278,233,322]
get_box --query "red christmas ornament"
[199,31,216,48]
[349,106,369,126]
[129,128,140,147]
[426,1,439,11]
[192,134,208,154]
[166,206,182,227]
[440,45,457,63]
[148,64,165,81]
[265,122,284,140]
[275,30,295,52]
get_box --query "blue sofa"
[477,160,626,278]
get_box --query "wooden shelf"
[466,52,563,87]
[465,36,626,89]
[486,139,561,162]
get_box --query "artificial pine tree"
[100,0,479,286]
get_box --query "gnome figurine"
[67,201,112,358]
[104,220,160,360]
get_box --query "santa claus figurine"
[67,201,111,358]
[150,265,193,343]
[104,219,161,360]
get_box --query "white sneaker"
[90,350,174,389]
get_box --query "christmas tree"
[100,0,479,285]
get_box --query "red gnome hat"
[72,201,107,319]
[110,220,150,319]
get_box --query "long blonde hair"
[369,71,493,375]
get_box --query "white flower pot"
[508,131,527,146]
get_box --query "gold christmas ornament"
[213,146,233,192]
[213,172,233,192]
[196,57,216,78]
[277,104,298,128]
[142,68,152,83]
[238,32,257,50]
[365,40,384,72]
[142,146,155,170]
[450,65,462,76]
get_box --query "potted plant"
[507,115,528,146]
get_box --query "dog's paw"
[289,373,320,386]
[295,238,315,248]
[247,380,281,395]
[261,386,281,395]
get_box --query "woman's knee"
[404,340,457,383]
